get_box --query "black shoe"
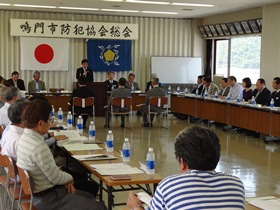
[120,123,125,128]
[104,124,110,128]
[141,123,151,128]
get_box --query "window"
[215,36,261,83]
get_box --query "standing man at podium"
[76,59,94,83]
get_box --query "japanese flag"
[20,37,69,71]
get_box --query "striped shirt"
[17,128,72,193]
[148,170,245,210]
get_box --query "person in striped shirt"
[127,126,245,210]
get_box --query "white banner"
[11,19,138,40]
[20,37,69,71]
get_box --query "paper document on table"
[247,196,280,210]
[63,143,101,151]
[72,154,116,161]
[90,163,145,175]
[54,130,87,140]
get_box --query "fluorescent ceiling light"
[13,4,56,9]
[0,3,11,6]
[102,9,139,12]
[172,3,214,7]
[59,7,99,11]
[142,11,177,14]
[127,0,169,5]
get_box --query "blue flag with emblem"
[87,39,132,72]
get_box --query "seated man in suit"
[249,78,271,106]
[145,73,162,92]
[201,76,219,96]
[76,58,94,83]
[191,75,204,94]
[141,77,166,127]
[104,71,119,91]
[70,77,94,128]
[105,77,131,128]
[271,77,280,107]
[125,73,140,91]
[28,71,46,93]
[218,77,230,97]
[6,71,26,90]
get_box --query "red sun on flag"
[34,44,54,64]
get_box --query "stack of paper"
[91,163,144,175]
[247,196,280,210]
[54,130,88,146]
[63,143,101,151]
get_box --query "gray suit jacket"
[145,86,166,112]
[201,83,219,96]
[108,87,131,109]
[125,81,140,91]
[219,85,230,97]
[28,80,46,93]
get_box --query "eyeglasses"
[49,116,55,123]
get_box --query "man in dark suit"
[76,59,94,83]
[105,77,131,128]
[70,77,94,128]
[271,77,280,107]
[145,73,161,92]
[249,78,271,106]
[6,71,26,91]
[125,73,140,91]
[192,75,204,94]
[28,71,46,93]
[104,71,119,91]
[218,77,230,97]
[142,77,166,127]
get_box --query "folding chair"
[17,167,36,210]
[6,157,30,210]
[111,97,132,129]
[148,96,169,128]
[72,97,95,123]
[0,150,9,210]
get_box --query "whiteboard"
[151,57,202,83]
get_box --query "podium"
[73,82,107,117]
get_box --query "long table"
[170,94,280,137]
[69,148,161,210]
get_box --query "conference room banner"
[20,37,69,71]
[87,39,132,72]
[10,19,138,40]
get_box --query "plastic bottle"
[57,84,60,93]
[251,96,256,105]
[270,98,274,108]
[35,83,39,93]
[214,91,218,99]
[57,107,63,124]
[237,94,241,103]
[226,93,230,101]
[122,138,131,163]
[195,88,199,96]
[88,121,96,141]
[131,83,135,92]
[106,130,114,152]
[146,148,155,175]
[77,115,83,134]
[177,86,180,94]
[167,86,171,94]
[51,105,55,118]
[185,87,189,94]
[204,89,208,98]
[66,111,73,129]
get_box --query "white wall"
[261,3,280,89]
